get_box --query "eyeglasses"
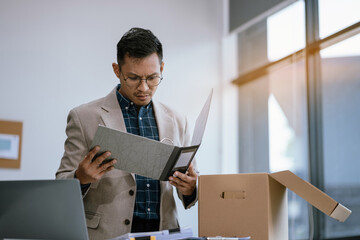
[121,72,163,87]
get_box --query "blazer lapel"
[100,87,135,180]
[153,100,176,146]
[100,87,127,132]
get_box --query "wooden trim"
[0,120,23,169]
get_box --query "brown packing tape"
[221,191,246,199]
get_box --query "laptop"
[0,179,89,240]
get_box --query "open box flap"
[269,170,351,222]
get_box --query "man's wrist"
[183,187,197,206]
[74,171,91,189]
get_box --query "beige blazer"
[56,87,197,240]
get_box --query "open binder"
[90,90,212,181]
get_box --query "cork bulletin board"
[0,120,23,168]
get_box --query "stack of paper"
[207,237,251,240]
[108,227,193,240]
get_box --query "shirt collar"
[115,84,152,113]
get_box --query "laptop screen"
[0,179,88,240]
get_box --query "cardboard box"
[198,170,351,240]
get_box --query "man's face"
[112,53,164,106]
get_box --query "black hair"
[116,27,163,67]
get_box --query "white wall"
[0,0,239,236]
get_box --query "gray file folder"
[90,90,212,181]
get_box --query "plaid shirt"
[116,85,160,220]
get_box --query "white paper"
[191,89,213,146]
[0,133,19,160]
[108,226,193,240]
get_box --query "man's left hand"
[169,162,198,196]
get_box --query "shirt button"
[146,184,150,188]
[124,219,130,225]
[130,102,134,105]
[125,107,128,110]
[147,208,151,212]
[139,117,142,120]
[129,190,134,196]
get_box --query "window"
[319,0,360,39]
[267,0,305,62]
[237,51,309,240]
[236,2,309,239]
[320,34,360,238]
[232,0,360,239]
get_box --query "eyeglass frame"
[120,71,163,87]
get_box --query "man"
[56,28,198,240]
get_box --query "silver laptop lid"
[0,179,88,240]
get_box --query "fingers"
[98,159,117,173]
[169,175,196,196]
[169,166,198,196]
[174,164,197,183]
[172,171,190,183]
[187,163,197,177]
[93,159,117,182]
[171,163,197,182]
[85,146,112,167]
[170,171,194,186]
[76,147,116,184]
[84,146,101,165]
[93,151,111,166]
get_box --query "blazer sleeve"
[56,108,90,195]
[176,115,198,209]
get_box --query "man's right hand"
[75,146,117,184]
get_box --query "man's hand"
[75,146,117,185]
[169,162,198,196]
